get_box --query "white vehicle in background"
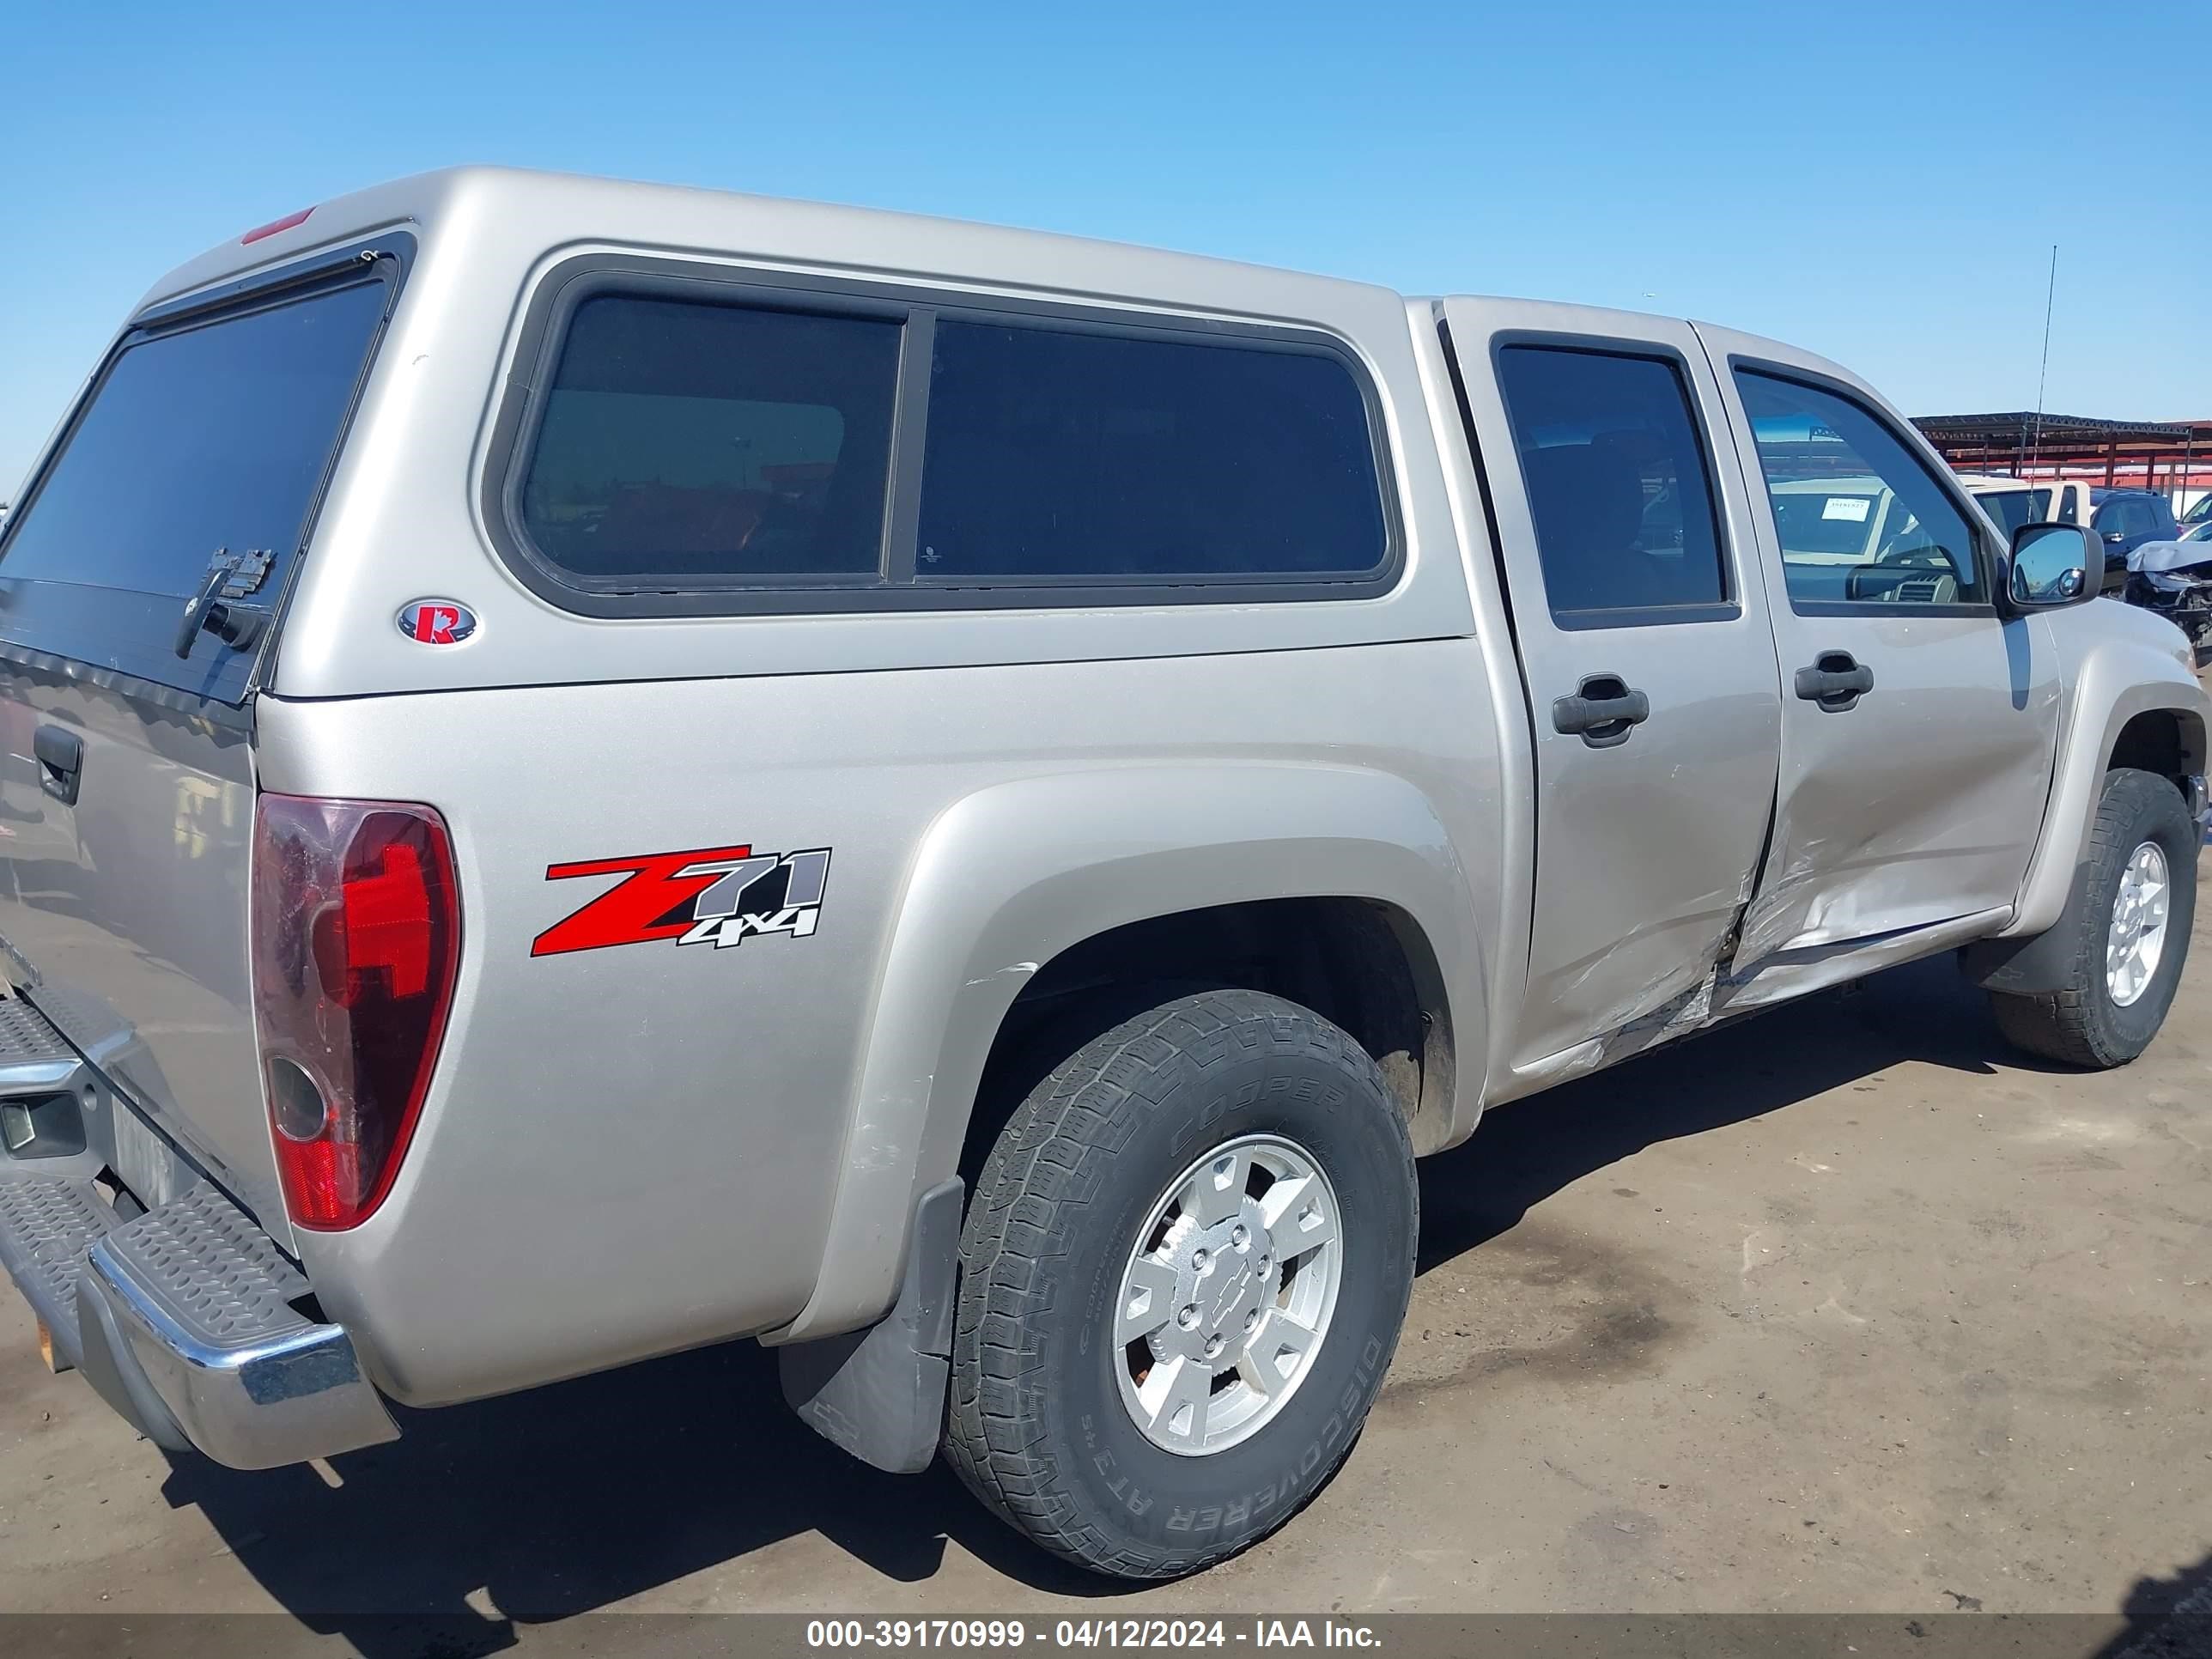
[1960,473,2049,537]
[1960,474,2096,528]
[2048,479,2093,526]
[1960,476,2105,582]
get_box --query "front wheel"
[943,989,1417,1579]
[1990,766,2197,1067]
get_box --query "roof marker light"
[242,207,315,245]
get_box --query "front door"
[1698,329,2062,964]
[1442,301,1784,1069]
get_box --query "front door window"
[1734,372,1986,610]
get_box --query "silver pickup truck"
[0,167,2203,1582]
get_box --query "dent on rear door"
[1437,298,1784,1071]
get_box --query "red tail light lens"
[251,795,459,1231]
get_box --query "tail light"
[250,794,459,1231]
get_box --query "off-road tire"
[942,988,1417,1579]
[1990,767,2197,1067]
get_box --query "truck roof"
[141,166,1808,363]
[141,165,1417,320]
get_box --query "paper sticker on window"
[1822,497,1872,523]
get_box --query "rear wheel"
[943,988,1417,1579]
[1990,767,2197,1067]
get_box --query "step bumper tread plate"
[82,1181,400,1468]
[0,1174,113,1371]
[0,995,78,1066]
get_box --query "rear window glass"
[916,320,1387,582]
[1494,345,1729,617]
[515,295,902,586]
[0,278,388,700]
[1975,489,2040,536]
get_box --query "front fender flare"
[2000,634,2208,941]
[768,763,1483,1343]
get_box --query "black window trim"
[0,232,415,719]
[483,252,1407,618]
[1486,329,1743,633]
[1727,355,2000,621]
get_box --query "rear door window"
[0,276,391,702]
[2098,497,2159,538]
[1493,344,1729,619]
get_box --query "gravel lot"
[3,865,2208,1656]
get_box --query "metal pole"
[2030,244,2057,486]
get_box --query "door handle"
[173,562,268,660]
[33,725,82,805]
[1552,674,1651,749]
[1794,651,1875,713]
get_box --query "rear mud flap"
[780,1178,962,1475]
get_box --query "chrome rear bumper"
[81,1182,398,1469]
[0,998,394,1469]
[0,1169,398,1469]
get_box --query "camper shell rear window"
[0,242,401,704]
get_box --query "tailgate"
[0,248,399,1237]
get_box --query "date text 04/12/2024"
[804,1620,1383,1649]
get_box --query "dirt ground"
[2,876,2208,1653]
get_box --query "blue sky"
[3,1,2205,495]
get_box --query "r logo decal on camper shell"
[397,599,477,645]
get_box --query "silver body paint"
[1,167,2203,1413]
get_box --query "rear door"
[0,248,400,1230]
[1441,300,1784,1069]
[1696,328,2061,963]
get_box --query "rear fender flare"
[769,763,1483,1342]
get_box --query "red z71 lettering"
[532,842,831,957]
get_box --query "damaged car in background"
[2125,520,2212,647]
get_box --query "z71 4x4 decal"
[532,843,831,957]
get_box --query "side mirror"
[2008,522,2097,610]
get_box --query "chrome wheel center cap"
[1145,1203,1274,1367]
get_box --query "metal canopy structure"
[1913,411,2212,493]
